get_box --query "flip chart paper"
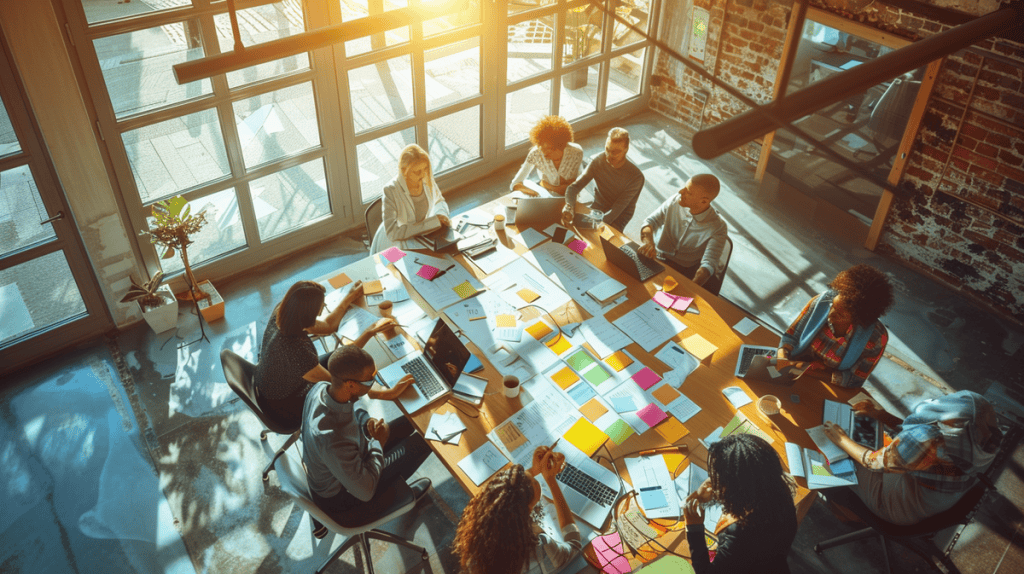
[562,418,609,457]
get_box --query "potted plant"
[120,271,179,333]
[564,5,597,90]
[143,195,225,322]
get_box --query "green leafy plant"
[119,271,167,309]
[142,195,208,301]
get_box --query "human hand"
[690,478,713,504]
[692,267,711,286]
[340,279,364,305]
[683,497,705,526]
[394,374,415,394]
[776,347,789,360]
[530,447,565,482]
[366,418,390,443]
[561,207,574,227]
[437,214,451,227]
[638,241,657,259]
[514,183,539,197]
[852,400,882,419]
[823,421,848,445]
[367,318,396,334]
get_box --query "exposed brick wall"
[651,0,1024,322]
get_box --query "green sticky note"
[584,365,612,385]
[566,349,595,372]
[605,419,635,445]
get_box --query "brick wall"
[650,0,1024,322]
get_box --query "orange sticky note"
[551,367,580,389]
[546,334,572,355]
[526,322,553,340]
[604,351,633,372]
[328,273,352,289]
[652,384,681,406]
[563,418,609,457]
[580,398,609,422]
[654,416,689,444]
[363,279,384,295]
[681,333,717,363]
[517,288,540,303]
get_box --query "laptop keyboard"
[401,357,445,397]
[738,346,775,377]
[557,463,617,507]
[620,244,662,280]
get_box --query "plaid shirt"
[862,423,976,494]
[781,294,887,388]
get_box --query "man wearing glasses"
[300,343,432,534]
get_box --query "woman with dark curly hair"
[683,434,798,574]
[510,115,584,197]
[453,446,582,574]
[777,264,894,388]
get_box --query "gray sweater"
[642,197,729,275]
[564,153,644,228]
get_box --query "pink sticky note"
[567,239,588,254]
[632,367,662,391]
[417,265,440,280]
[670,295,693,311]
[592,532,632,574]
[637,402,669,427]
[381,247,406,264]
[653,291,693,312]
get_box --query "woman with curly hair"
[453,446,582,574]
[370,143,450,253]
[510,115,584,197]
[777,264,894,388]
[683,434,798,574]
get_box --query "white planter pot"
[140,285,179,333]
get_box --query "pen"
[469,316,487,321]
[463,371,487,381]
[549,438,560,450]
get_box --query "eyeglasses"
[348,369,378,387]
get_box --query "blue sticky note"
[829,458,856,477]
[639,487,668,510]
[465,353,483,373]
[567,382,597,406]
[611,396,636,413]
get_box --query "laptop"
[375,318,470,414]
[416,226,464,251]
[824,399,883,450]
[553,441,621,529]
[600,236,665,282]
[733,344,777,378]
[743,355,809,386]
[514,197,565,230]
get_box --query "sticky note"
[639,487,669,510]
[567,239,588,254]
[363,280,384,294]
[546,334,572,355]
[517,288,540,303]
[592,533,631,574]
[655,416,690,443]
[681,333,718,363]
[637,402,669,427]
[567,382,597,406]
[496,314,516,328]
[563,418,609,457]
[526,321,553,340]
[604,419,635,445]
[632,367,662,390]
[580,398,609,422]
[566,349,596,371]
[651,384,681,406]
[663,452,686,477]
[550,367,579,389]
[452,281,478,299]
[417,265,440,280]
[722,386,753,408]
[604,351,633,372]
[583,365,612,385]
[328,273,352,289]
[653,291,693,312]
[611,396,636,413]
[380,247,406,264]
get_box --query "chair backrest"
[879,480,990,538]
[220,349,294,435]
[717,236,733,279]
[365,197,383,243]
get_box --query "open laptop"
[743,355,809,386]
[514,197,565,230]
[600,236,665,282]
[824,399,883,450]
[416,226,464,251]
[553,441,621,529]
[733,344,777,378]
[375,318,470,414]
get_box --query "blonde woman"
[370,144,451,253]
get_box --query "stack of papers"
[587,277,627,304]
[426,411,467,445]
[786,441,858,488]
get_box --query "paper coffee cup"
[494,214,505,231]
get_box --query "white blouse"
[510,143,584,191]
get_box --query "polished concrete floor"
[2,111,1022,574]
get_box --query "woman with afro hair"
[452,446,582,574]
[510,115,583,197]
[778,264,894,388]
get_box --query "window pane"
[215,1,309,88]
[508,19,553,84]
[343,0,409,57]
[248,159,330,240]
[122,108,231,204]
[509,0,555,16]
[425,39,481,111]
[424,0,482,36]
[94,22,212,119]
[559,64,600,121]
[0,251,86,346]
[612,0,652,45]
[158,189,245,274]
[356,128,416,203]
[563,5,604,65]
[506,80,551,148]
[233,82,320,169]
[607,48,645,107]
[0,165,56,256]
[428,106,480,174]
[82,0,191,25]
[0,93,20,158]
[349,56,415,134]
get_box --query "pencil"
[469,316,486,321]
[463,371,487,381]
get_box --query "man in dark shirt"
[561,127,645,230]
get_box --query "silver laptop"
[733,344,777,377]
[375,319,470,414]
[514,197,565,229]
[824,399,882,450]
[553,441,621,529]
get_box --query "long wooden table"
[342,194,865,557]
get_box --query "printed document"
[613,300,687,353]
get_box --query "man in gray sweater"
[301,344,431,530]
[561,127,645,231]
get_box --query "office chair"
[364,197,383,249]
[220,349,301,483]
[701,236,732,297]
[268,447,427,574]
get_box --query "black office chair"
[220,349,301,483]
[364,197,383,249]
[701,236,732,297]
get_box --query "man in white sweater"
[638,174,729,289]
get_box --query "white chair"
[268,447,428,574]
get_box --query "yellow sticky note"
[663,453,687,477]
[580,398,609,422]
[652,384,681,406]
[328,273,352,289]
[563,418,609,457]
[654,416,690,444]
[496,314,516,328]
[517,288,540,303]
[681,333,718,363]
[546,334,572,355]
[526,322,553,340]
[363,279,384,295]
[551,367,580,389]
[604,351,634,372]
[452,281,478,299]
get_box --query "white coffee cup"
[494,214,505,231]
[503,375,520,398]
[505,204,517,225]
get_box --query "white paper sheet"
[624,455,680,519]
[722,386,753,409]
[654,342,700,383]
[612,299,687,353]
[496,258,572,311]
[384,334,416,359]
[457,442,510,486]
[515,227,549,250]
[394,253,485,312]
[578,316,632,358]
[469,239,520,275]
[337,306,380,342]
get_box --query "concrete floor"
[2,110,1022,574]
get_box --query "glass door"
[0,34,110,375]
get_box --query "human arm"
[562,159,598,224]
[603,171,645,230]
[853,399,904,429]
[352,318,397,348]
[831,324,888,389]
[367,373,416,401]
[510,150,539,194]
[382,180,443,242]
[306,281,364,336]
[695,221,728,285]
[530,447,583,566]
[639,225,657,258]
[429,182,451,226]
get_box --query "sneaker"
[409,478,432,503]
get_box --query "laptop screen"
[422,319,471,387]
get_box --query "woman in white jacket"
[370,144,451,253]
